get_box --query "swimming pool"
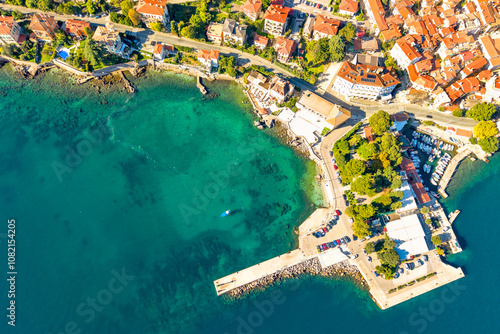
[58,50,69,60]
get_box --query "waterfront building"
[386,214,430,260]
[296,91,351,129]
[268,75,294,103]
[400,158,430,204]
[93,25,130,57]
[197,49,220,71]
[240,0,262,21]
[207,22,223,45]
[331,60,400,101]
[136,0,170,27]
[274,37,296,63]
[63,19,91,40]
[390,112,409,132]
[153,43,175,60]
[395,180,418,214]
[0,16,22,45]
[222,19,247,45]
[263,5,290,36]
[247,71,294,104]
[29,14,58,42]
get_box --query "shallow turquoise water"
[0,66,498,334]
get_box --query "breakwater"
[225,258,366,298]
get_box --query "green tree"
[86,0,96,15]
[339,22,355,43]
[474,121,498,139]
[469,137,478,145]
[180,25,197,39]
[420,206,430,214]
[306,39,329,65]
[431,235,442,246]
[25,0,37,8]
[358,204,375,219]
[452,108,463,117]
[378,248,399,267]
[479,137,499,153]
[466,102,496,121]
[349,134,362,147]
[262,0,270,9]
[436,246,445,256]
[128,9,142,26]
[357,142,377,160]
[353,219,371,239]
[39,0,53,11]
[1,43,15,56]
[328,35,345,61]
[365,242,375,254]
[82,39,102,66]
[120,0,134,16]
[344,159,366,179]
[369,110,392,135]
[425,218,432,225]
[356,11,364,21]
[150,21,162,32]
[335,140,350,155]
[171,21,178,36]
[351,175,375,196]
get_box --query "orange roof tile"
[339,0,359,14]
[313,15,341,36]
[263,5,290,24]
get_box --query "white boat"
[431,178,438,186]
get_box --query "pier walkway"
[214,208,331,296]
[438,147,471,197]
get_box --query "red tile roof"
[240,0,262,14]
[400,158,430,204]
[313,15,341,36]
[263,5,290,24]
[339,0,359,14]
[198,49,219,60]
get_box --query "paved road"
[1,4,479,130]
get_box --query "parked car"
[404,263,410,270]
[363,249,367,255]
[367,256,372,263]
[423,255,428,262]
[394,272,400,279]
[333,164,338,170]
[399,267,404,274]
[353,254,358,259]
[374,271,380,277]
[417,259,424,266]
[336,209,341,215]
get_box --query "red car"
[336,239,341,245]
[333,164,338,170]
[336,209,341,215]
[322,227,328,233]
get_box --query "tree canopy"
[328,35,345,62]
[479,137,499,154]
[466,102,496,121]
[352,219,370,239]
[431,235,442,246]
[357,142,377,160]
[339,22,355,42]
[82,39,102,66]
[369,110,393,135]
[343,159,366,180]
[128,9,142,26]
[365,242,375,254]
[452,108,463,117]
[474,121,499,139]
[351,175,375,196]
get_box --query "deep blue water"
[0,67,498,334]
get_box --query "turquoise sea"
[0,66,498,334]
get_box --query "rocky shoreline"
[225,258,367,299]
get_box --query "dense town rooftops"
[367,0,388,31]
[274,36,296,56]
[0,16,16,35]
[29,14,57,35]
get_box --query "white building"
[222,18,247,45]
[386,214,430,260]
[263,5,290,36]
[390,36,422,70]
[136,0,170,27]
[331,60,400,101]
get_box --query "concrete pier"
[197,76,208,95]
[214,208,331,296]
[438,147,471,197]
